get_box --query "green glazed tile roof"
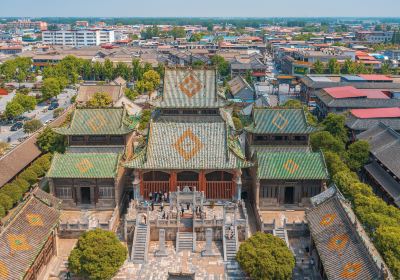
[54,108,135,135]
[150,68,227,109]
[257,151,329,180]
[47,153,120,178]
[125,116,252,170]
[245,108,317,134]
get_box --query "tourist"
[161,202,164,212]
[151,201,154,211]
[186,203,190,210]
[164,192,168,201]
[149,192,153,202]
[181,206,185,216]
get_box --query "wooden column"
[170,171,177,192]
[199,170,206,193]
[139,171,144,197]
[255,180,260,209]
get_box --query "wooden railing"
[206,181,235,199]
[176,181,199,190]
[142,181,170,199]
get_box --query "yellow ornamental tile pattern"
[26,214,44,226]
[76,158,94,174]
[179,73,203,98]
[340,263,362,278]
[8,234,31,251]
[271,112,289,130]
[283,159,299,174]
[0,261,8,279]
[328,234,349,251]
[173,129,203,161]
[87,113,107,133]
[320,213,337,226]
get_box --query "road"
[0,88,76,144]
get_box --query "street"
[0,88,76,144]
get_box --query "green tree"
[0,183,23,204]
[53,107,65,118]
[132,59,143,81]
[189,33,203,42]
[375,226,400,279]
[141,70,161,92]
[323,150,350,176]
[354,62,368,74]
[42,78,61,100]
[322,113,348,143]
[381,61,392,75]
[68,229,127,280]
[14,178,30,193]
[37,127,65,153]
[23,119,43,134]
[310,131,346,155]
[170,26,186,39]
[5,101,24,118]
[114,62,131,81]
[124,88,138,101]
[87,92,113,108]
[347,140,370,171]
[328,58,341,74]
[18,169,38,185]
[13,93,37,111]
[0,193,13,211]
[211,55,230,77]
[237,232,295,280]
[313,59,324,74]
[342,59,356,74]
[103,59,114,81]
[0,205,5,218]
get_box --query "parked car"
[48,102,59,110]
[10,122,23,131]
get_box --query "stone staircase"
[273,227,289,246]
[131,224,149,263]
[223,225,238,261]
[176,232,194,252]
[225,261,249,280]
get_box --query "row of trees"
[0,154,52,218]
[309,113,400,278]
[313,58,375,75]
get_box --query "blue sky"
[1,0,399,17]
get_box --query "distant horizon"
[1,0,400,18]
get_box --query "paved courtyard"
[113,241,243,280]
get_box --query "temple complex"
[123,67,252,266]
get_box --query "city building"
[346,107,400,136]
[5,19,47,31]
[42,30,115,46]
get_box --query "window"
[294,135,307,141]
[261,185,278,198]
[99,187,114,198]
[255,135,268,141]
[110,136,124,145]
[71,136,84,142]
[88,135,107,142]
[56,187,72,199]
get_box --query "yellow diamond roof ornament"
[173,129,203,161]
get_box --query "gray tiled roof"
[364,161,400,207]
[346,114,400,131]
[124,116,251,170]
[357,123,400,177]
[150,68,227,109]
[315,90,400,109]
[306,194,383,280]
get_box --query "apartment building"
[42,29,115,46]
